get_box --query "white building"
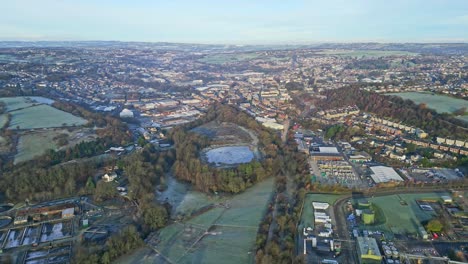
[369,166,404,183]
[119,108,134,118]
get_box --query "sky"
[1,0,467,44]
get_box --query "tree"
[85,177,96,193]
[453,107,467,116]
[426,219,443,232]
[94,181,117,202]
[137,136,147,147]
[142,204,168,230]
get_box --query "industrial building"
[356,236,382,264]
[310,146,343,161]
[14,203,77,225]
[369,166,404,183]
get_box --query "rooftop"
[369,166,404,183]
[357,236,382,260]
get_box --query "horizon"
[1,0,467,44]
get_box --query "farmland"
[386,92,468,122]
[0,97,87,129]
[15,131,59,164]
[0,97,94,163]
[121,177,274,264]
[9,104,87,129]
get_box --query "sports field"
[359,192,449,238]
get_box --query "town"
[0,42,466,264]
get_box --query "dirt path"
[237,125,261,159]
[281,119,290,144]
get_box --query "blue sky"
[1,0,467,43]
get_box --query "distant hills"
[0,41,467,54]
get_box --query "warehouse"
[310,147,343,161]
[369,166,404,183]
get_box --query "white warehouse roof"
[318,147,339,154]
[370,166,404,183]
[312,202,330,210]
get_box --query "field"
[0,114,8,129]
[357,192,449,238]
[121,177,274,264]
[316,49,417,57]
[157,174,222,217]
[299,193,343,231]
[198,52,288,64]
[15,131,59,164]
[386,92,468,122]
[14,128,97,164]
[0,97,39,112]
[9,104,87,129]
[0,97,87,129]
[198,53,261,64]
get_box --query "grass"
[0,97,37,112]
[0,114,8,129]
[127,177,274,264]
[199,53,261,64]
[359,192,449,238]
[178,226,257,264]
[14,131,59,164]
[14,128,97,164]
[317,49,417,58]
[386,92,468,122]
[9,104,87,129]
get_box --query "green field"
[0,97,38,112]
[14,128,97,164]
[358,192,448,238]
[120,177,274,264]
[14,131,59,164]
[387,92,468,119]
[317,49,417,58]
[299,194,343,231]
[9,104,87,129]
[199,53,261,64]
[0,114,8,128]
[0,97,87,129]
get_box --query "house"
[102,172,118,182]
